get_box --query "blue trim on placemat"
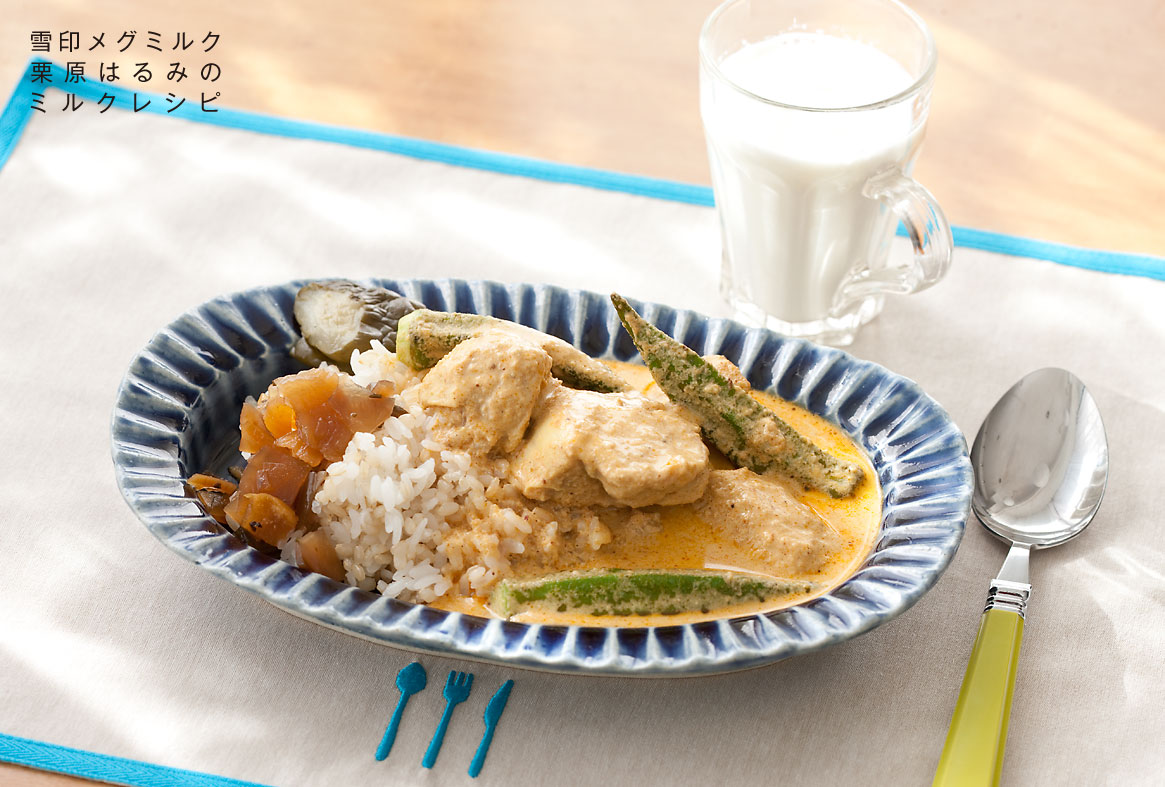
[949,226,1164,280]
[0,62,41,171]
[0,732,274,787]
[0,56,1160,787]
[2,59,1161,281]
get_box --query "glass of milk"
[700,0,952,345]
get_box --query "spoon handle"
[933,582,1030,786]
[375,692,410,761]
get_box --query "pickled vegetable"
[236,445,311,506]
[185,364,405,557]
[224,492,299,547]
[187,473,236,495]
[185,474,237,525]
[289,337,333,369]
[293,280,422,363]
[274,368,346,462]
[298,530,345,582]
[336,380,396,434]
[292,471,323,531]
[249,367,396,466]
[239,400,275,454]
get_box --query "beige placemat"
[0,102,1162,787]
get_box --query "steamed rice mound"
[308,344,611,603]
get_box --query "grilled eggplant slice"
[293,280,422,363]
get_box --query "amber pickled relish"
[207,366,400,578]
[236,445,312,506]
[186,474,238,525]
[333,378,396,434]
[239,400,275,454]
[298,530,345,581]
[225,492,299,547]
[244,367,397,467]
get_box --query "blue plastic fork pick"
[422,670,474,768]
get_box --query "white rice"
[308,344,600,603]
[349,339,418,391]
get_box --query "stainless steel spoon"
[934,368,1108,786]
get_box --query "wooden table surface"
[2,0,1161,784]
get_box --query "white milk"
[702,32,922,325]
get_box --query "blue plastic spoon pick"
[375,661,427,761]
[469,680,514,778]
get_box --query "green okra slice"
[396,309,630,393]
[488,569,814,619]
[610,294,863,498]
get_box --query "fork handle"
[422,703,455,769]
[933,600,1027,786]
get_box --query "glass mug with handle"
[700,0,952,345]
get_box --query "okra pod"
[396,309,629,393]
[610,294,863,497]
[488,568,813,619]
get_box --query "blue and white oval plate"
[111,279,971,676]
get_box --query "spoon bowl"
[971,367,1109,548]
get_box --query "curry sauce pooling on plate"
[186,282,881,627]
